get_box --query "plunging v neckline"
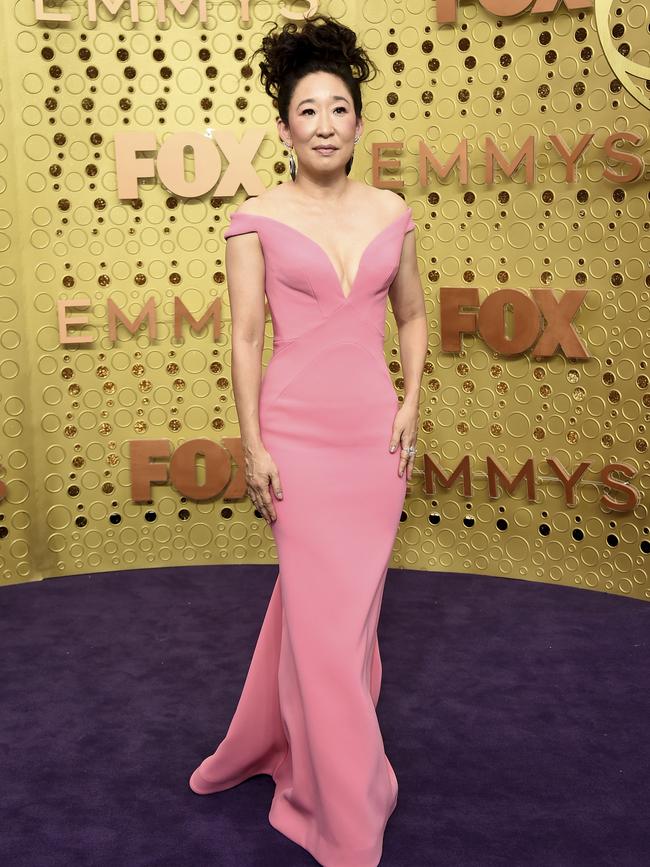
[247,210,410,303]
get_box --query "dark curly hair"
[251,13,378,175]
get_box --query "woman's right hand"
[244,445,283,524]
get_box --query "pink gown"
[189,205,416,867]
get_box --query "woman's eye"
[301,107,347,116]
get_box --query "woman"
[189,13,428,867]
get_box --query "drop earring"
[282,142,297,182]
[346,136,360,176]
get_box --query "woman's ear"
[277,118,291,149]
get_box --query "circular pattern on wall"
[0,2,647,598]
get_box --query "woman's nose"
[316,114,334,134]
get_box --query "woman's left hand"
[389,401,419,480]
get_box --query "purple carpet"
[1,565,648,866]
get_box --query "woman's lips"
[315,147,337,154]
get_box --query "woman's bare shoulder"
[375,187,411,219]
[351,182,410,221]
[233,185,293,219]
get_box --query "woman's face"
[278,70,362,176]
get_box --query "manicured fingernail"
[389,445,396,452]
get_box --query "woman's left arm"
[388,225,429,479]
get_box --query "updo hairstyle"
[251,14,379,175]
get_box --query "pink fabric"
[189,206,415,867]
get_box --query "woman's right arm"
[225,219,283,523]
[226,225,266,453]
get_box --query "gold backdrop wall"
[0,1,648,598]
